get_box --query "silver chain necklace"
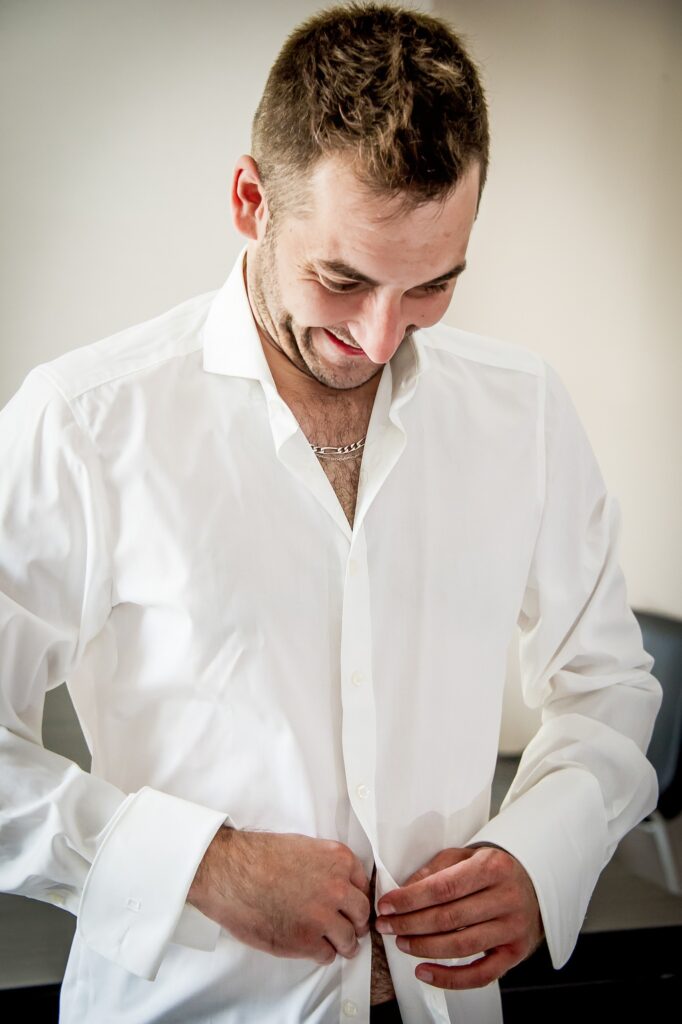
[310,436,367,460]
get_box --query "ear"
[231,155,269,241]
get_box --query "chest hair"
[287,395,368,528]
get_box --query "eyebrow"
[310,258,467,288]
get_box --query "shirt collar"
[201,246,432,398]
[202,247,276,386]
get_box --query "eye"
[318,278,359,294]
[419,281,450,294]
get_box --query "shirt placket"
[336,433,449,1023]
[338,525,452,1024]
[260,354,449,1021]
[335,525,376,1022]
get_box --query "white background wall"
[434,0,681,745]
[436,0,680,617]
[0,0,332,395]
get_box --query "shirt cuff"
[466,767,607,969]
[78,786,229,979]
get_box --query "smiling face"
[238,154,480,396]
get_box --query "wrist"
[187,825,235,909]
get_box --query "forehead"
[287,154,479,281]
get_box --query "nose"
[350,291,406,364]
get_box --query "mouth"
[322,328,367,357]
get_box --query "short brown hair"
[251,2,489,220]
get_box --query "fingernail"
[376,918,394,934]
[417,968,433,983]
[379,901,395,914]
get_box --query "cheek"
[408,294,453,327]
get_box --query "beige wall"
[436,0,681,617]
[434,0,681,748]
[0,0,334,400]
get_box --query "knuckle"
[341,937,359,959]
[440,904,460,931]
[434,873,456,902]
[352,899,370,931]
[335,844,356,871]
[329,880,347,905]
[326,839,347,858]
[489,848,511,875]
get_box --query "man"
[0,4,661,1023]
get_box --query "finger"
[342,886,371,936]
[378,857,489,917]
[327,914,361,959]
[349,857,371,898]
[314,937,338,966]
[395,919,513,959]
[402,849,473,887]
[415,947,517,990]
[377,889,510,937]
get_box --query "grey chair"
[628,609,682,893]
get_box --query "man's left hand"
[375,845,544,990]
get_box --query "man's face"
[247,155,480,393]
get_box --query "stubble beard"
[248,229,380,393]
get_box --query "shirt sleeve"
[0,369,227,980]
[466,361,662,969]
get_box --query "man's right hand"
[187,827,371,965]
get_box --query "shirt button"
[342,1000,358,1017]
[357,784,370,800]
[351,670,364,687]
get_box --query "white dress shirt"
[0,250,661,1023]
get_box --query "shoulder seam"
[40,337,203,403]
